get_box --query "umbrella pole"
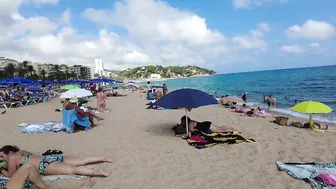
[185,108,189,138]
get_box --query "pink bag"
[316,173,336,187]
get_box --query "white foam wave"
[245,101,336,124]
[271,108,336,124]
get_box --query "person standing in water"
[271,96,276,108]
[242,93,247,103]
[266,95,272,109]
[162,84,168,95]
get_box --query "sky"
[0,0,335,73]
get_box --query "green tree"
[3,63,16,78]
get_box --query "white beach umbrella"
[59,89,93,98]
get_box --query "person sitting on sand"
[0,145,112,179]
[64,97,104,127]
[1,163,95,189]
[180,116,238,136]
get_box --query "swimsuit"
[18,155,30,169]
[38,154,64,174]
[195,121,212,132]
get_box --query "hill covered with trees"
[118,65,216,79]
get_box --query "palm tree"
[40,69,46,80]
[3,63,16,78]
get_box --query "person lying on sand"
[232,104,250,113]
[180,116,239,136]
[64,97,104,127]
[2,163,95,189]
[0,145,112,178]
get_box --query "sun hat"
[69,96,79,103]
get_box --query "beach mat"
[19,121,65,134]
[185,130,255,149]
[276,161,336,189]
[0,174,89,181]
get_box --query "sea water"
[147,65,336,124]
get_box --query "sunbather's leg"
[44,162,110,177]
[85,110,103,121]
[63,156,113,166]
[6,163,50,189]
[210,124,237,133]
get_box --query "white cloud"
[24,0,59,5]
[250,30,264,38]
[61,9,71,26]
[280,45,304,53]
[233,22,270,51]
[233,36,267,51]
[309,42,320,48]
[82,0,225,45]
[285,20,336,40]
[258,22,271,32]
[233,0,288,9]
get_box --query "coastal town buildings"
[94,58,117,78]
[70,65,92,80]
[0,57,20,70]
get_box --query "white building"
[94,58,116,78]
[0,57,20,70]
[149,74,162,80]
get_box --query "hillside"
[118,65,216,79]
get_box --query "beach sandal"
[42,150,52,156]
[51,149,63,154]
[55,109,61,112]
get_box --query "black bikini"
[195,121,212,132]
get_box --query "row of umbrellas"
[151,88,333,136]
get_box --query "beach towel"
[185,130,256,149]
[276,161,336,189]
[19,121,65,134]
[62,109,90,133]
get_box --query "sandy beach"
[1,90,336,189]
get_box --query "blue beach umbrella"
[26,87,43,92]
[152,88,218,136]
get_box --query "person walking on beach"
[96,87,107,112]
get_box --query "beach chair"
[62,109,90,133]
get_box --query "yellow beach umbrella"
[290,101,333,132]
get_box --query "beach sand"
[1,91,336,189]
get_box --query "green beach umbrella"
[290,101,333,132]
[61,85,80,90]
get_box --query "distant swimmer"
[295,99,298,104]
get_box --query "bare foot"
[93,169,110,177]
[79,179,95,189]
[97,117,104,121]
[103,156,113,163]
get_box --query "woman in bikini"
[0,145,112,179]
[180,116,238,136]
[1,163,95,189]
[96,88,107,112]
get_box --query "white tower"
[94,58,104,77]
